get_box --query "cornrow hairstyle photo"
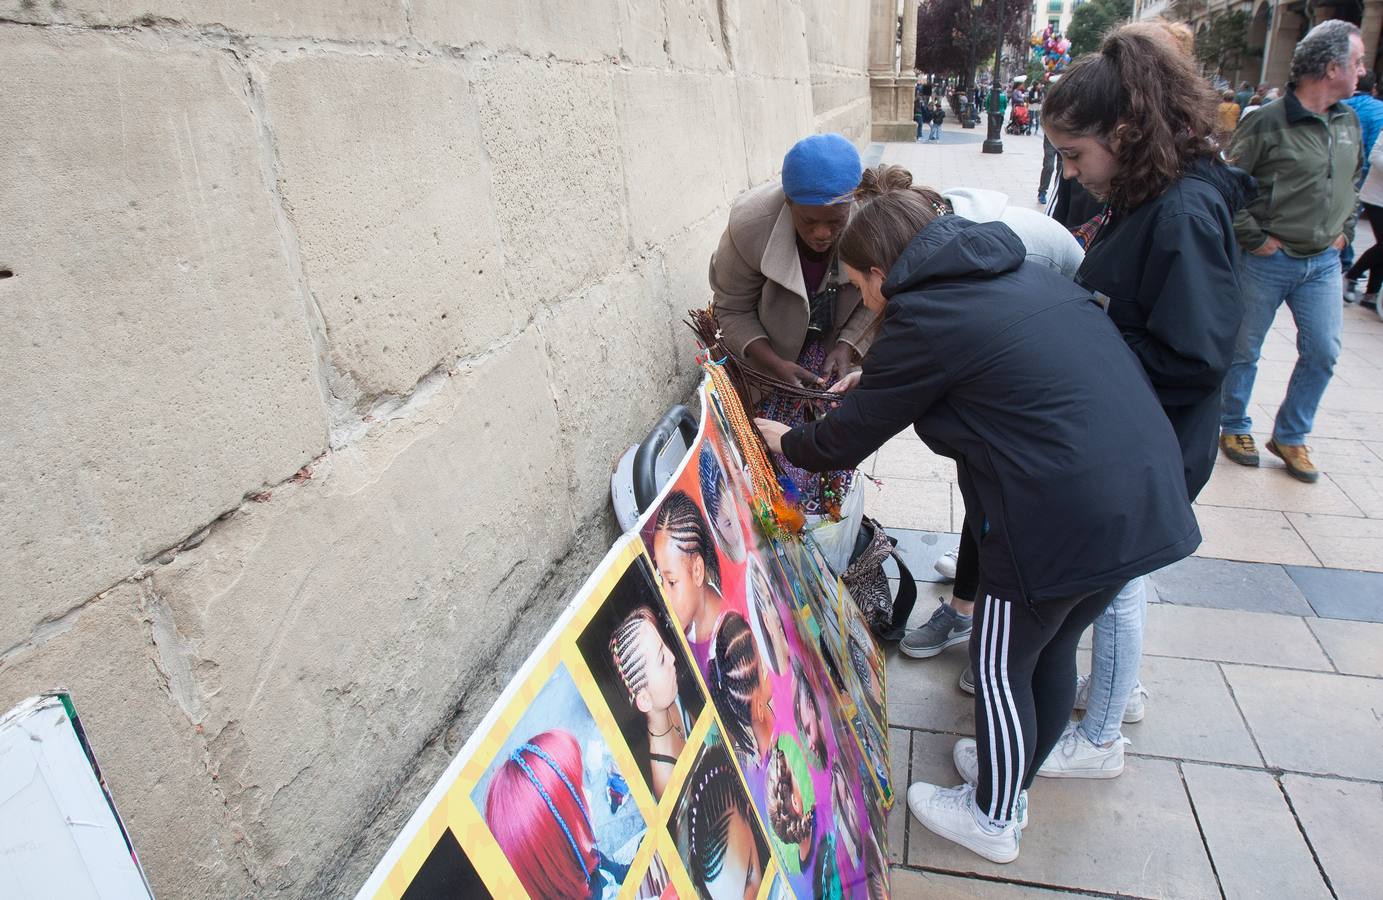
[706,612,767,760]
[765,735,817,874]
[814,831,842,900]
[831,760,863,868]
[651,490,722,590]
[699,443,748,565]
[576,553,704,802]
[671,735,768,900]
[847,632,886,727]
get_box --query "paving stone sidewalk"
[867,126,1383,898]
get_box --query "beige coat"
[708,181,873,365]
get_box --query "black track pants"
[968,584,1122,825]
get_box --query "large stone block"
[656,213,729,386]
[259,54,510,399]
[410,0,622,61]
[723,0,810,79]
[0,0,408,39]
[802,0,871,70]
[615,0,670,67]
[149,331,573,892]
[811,71,871,119]
[472,59,628,305]
[0,29,327,636]
[736,77,815,185]
[540,264,684,515]
[665,0,731,70]
[0,585,252,898]
[615,70,740,246]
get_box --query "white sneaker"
[907,782,1020,863]
[1073,674,1148,723]
[1037,720,1127,779]
[933,547,959,580]
[952,739,1029,829]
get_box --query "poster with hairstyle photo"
[669,725,770,900]
[470,663,648,900]
[576,550,706,803]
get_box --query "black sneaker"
[959,664,975,695]
[900,603,972,659]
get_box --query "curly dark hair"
[1042,22,1219,211]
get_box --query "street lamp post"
[982,0,1006,153]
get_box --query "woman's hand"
[828,370,862,395]
[754,418,790,455]
[822,342,856,384]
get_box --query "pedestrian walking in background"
[1039,134,1057,205]
[1239,93,1263,120]
[1221,19,1366,483]
[1037,22,1250,779]
[928,101,945,141]
[1216,90,1241,147]
[1344,137,1383,316]
[916,93,931,142]
[1235,80,1253,109]
[1030,85,1043,132]
[1341,70,1383,274]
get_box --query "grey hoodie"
[943,187,1084,277]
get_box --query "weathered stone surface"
[615,71,739,245]
[473,59,628,305]
[615,0,670,67]
[410,0,621,61]
[802,0,870,71]
[540,264,683,516]
[736,77,815,185]
[1182,763,1331,900]
[0,1,408,38]
[1281,774,1383,900]
[260,54,510,399]
[0,585,251,898]
[724,0,810,78]
[149,332,573,891]
[0,28,327,634]
[665,0,731,70]
[654,212,729,386]
[710,74,754,197]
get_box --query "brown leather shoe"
[1220,433,1259,467]
[1267,439,1320,483]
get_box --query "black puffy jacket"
[1075,158,1254,500]
[782,216,1200,606]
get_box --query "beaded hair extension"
[688,743,748,891]
[509,742,593,873]
[766,746,814,844]
[652,490,722,591]
[706,613,763,757]
[700,358,805,537]
[609,606,659,701]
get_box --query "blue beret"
[781,134,862,205]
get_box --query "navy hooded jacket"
[1075,158,1254,501]
[782,215,1200,606]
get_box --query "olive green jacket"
[708,182,873,364]
[1227,88,1362,256]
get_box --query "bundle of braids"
[689,307,809,538]
[766,746,814,846]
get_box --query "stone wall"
[0,1,870,896]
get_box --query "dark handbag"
[841,515,917,642]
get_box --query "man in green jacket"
[1219,19,1365,483]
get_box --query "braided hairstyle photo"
[699,443,747,564]
[684,741,764,899]
[766,744,815,847]
[650,490,724,641]
[609,606,659,703]
[706,612,768,760]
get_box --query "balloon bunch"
[1029,24,1072,76]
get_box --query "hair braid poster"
[357,374,893,900]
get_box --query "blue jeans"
[1078,576,1146,746]
[929,121,941,140]
[1220,247,1343,445]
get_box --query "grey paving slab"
[1118,656,1263,767]
[1142,604,1332,671]
[1281,775,1383,900]
[905,748,1220,899]
[1148,556,1314,616]
[1181,763,1331,900]
[1191,504,1320,567]
[887,727,909,864]
[863,477,952,533]
[1286,512,1383,573]
[884,528,960,585]
[1223,664,1383,781]
[1305,617,1383,677]
[889,868,1105,897]
[1284,565,1383,623]
[885,643,974,734]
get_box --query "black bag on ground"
[841,515,917,642]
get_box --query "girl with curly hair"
[1036,23,1252,780]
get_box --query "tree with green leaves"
[1194,10,1250,78]
[915,0,1030,89]
[1066,0,1134,57]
